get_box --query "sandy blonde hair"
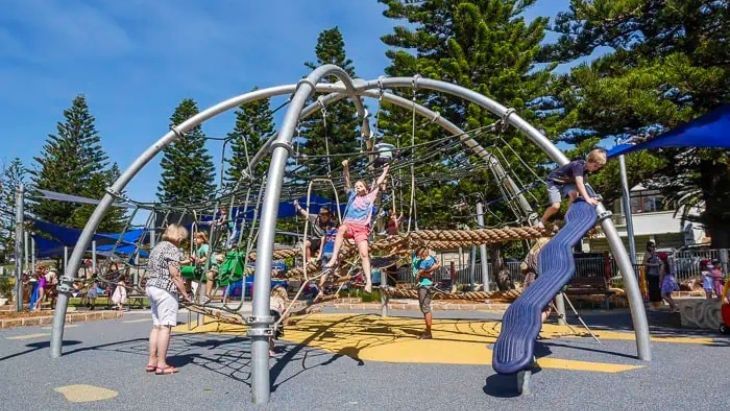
[194,232,209,243]
[162,224,188,244]
[587,148,607,165]
[271,285,288,301]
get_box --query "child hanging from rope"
[325,159,390,293]
[538,148,607,229]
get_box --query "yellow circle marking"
[54,384,118,403]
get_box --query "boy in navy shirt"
[538,148,607,229]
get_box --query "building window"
[630,191,671,213]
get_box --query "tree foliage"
[157,99,216,206]
[298,27,361,181]
[543,0,730,246]
[0,158,27,262]
[30,96,126,231]
[226,88,276,185]
[379,0,558,229]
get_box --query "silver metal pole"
[149,212,157,249]
[14,184,24,312]
[469,246,476,287]
[63,247,68,276]
[31,236,36,275]
[362,76,650,361]
[24,231,29,274]
[133,254,139,286]
[49,84,302,358]
[249,64,357,404]
[554,294,567,326]
[476,202,491,291]
[599,208,651,360]
[458,246,464,284]
[91,241,97,277]
[619,155,637,265]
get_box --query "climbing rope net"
[57,76,561,328]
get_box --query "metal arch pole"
[365,76,650,361]
[31,236,36,275]
[249,64,357,404]
[252,80,646,359]
[24,231,29,274]
[149,211,157,249]
[476,202,491,292]
[91,241,97,277]
[599,213,651,359]
[14,184,24,312]
[301,86,535,220]
[50,84,303,358]
[619,155,637,265]
[469,246,476,288]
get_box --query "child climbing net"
[324,159,390,293]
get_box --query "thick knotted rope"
[381,286,522,302]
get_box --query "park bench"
[564,275,614,309]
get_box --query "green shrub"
[0,276,14,299]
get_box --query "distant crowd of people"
[20,259,130,311]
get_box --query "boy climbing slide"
[538,148,607,229]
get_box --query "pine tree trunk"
[700,159,730,249]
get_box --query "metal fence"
[391,248,729,289]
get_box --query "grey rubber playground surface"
[0,308,728,410]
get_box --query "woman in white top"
[145,224,192,375]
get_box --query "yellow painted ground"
[54,384,118,403]
[5,332,50,340]
[174,313,715,374]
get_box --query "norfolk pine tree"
[157,99,216,206]
[226,89,276,185]
[542,0,730,247]
[30,95,126,231]
[379,0,559,229]
[0,158,27,262]
[299,27,361,181]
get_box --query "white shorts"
[146,286,179,327]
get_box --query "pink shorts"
[343,223,370,244]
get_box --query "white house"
[584,184,707,253]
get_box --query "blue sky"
[1,0,573,208]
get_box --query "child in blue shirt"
[413,247,440,339]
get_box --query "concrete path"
[0,309,728,410]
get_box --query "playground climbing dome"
[48,65,651,405]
